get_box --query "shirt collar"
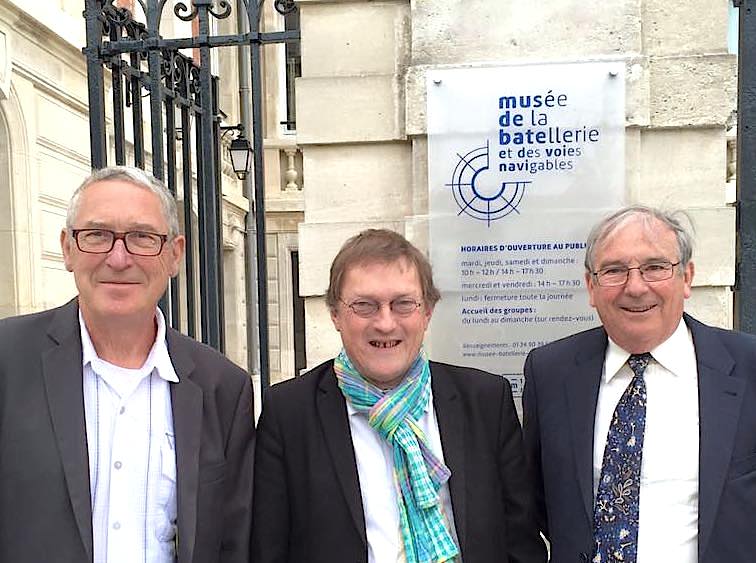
[604,317,695,383]
[79,307,180,383]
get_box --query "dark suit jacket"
[251,360,546,563]
[523,313,756,563]
[0,299,255,563]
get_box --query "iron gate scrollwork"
[84,0,300,393]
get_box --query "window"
[283,9,301,131]
[291,251,307,375]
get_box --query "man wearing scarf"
[252,229,546,563]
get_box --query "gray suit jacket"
[523,313,756,563]
[0,299,255,563]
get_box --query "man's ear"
[585,271,597,307]
[166,235,186,277]
[330,306,342,332]
[61,229,74,272]
[422,303,434,330]
[682,260,694,299]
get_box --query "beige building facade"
[0,0,92,320]
[295,0,739,371]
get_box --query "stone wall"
[296,0,737,368]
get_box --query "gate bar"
[737,0,756,333]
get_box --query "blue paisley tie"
[592,352,652,563]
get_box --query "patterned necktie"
[592,352,652,563]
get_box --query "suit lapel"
[167,331,202,563]
[430,364,467,551]
[686,316,743,560]
[316,366,367,545]
[565,329,606,523]
[42,300,94,562]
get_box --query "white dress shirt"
[346,386,460,563]
[80,308,179,563]
[593,318,699,563]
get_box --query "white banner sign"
[427,61,625,397]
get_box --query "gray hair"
[584,205,695,272]
[66,166,180,238]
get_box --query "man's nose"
[105,238,132,269]
[372,303,398,331]
[623,267,649,295]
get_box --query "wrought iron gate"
[83,0,299,391]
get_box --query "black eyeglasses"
[340,297,423,318]
[71,229,169,256]
[592,261,680,287]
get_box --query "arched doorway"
[0,104,16,319]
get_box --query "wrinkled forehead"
[595,215,678,261]
[340,257,420,292]
[75,180,166,225]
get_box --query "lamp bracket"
[220,123,245,139]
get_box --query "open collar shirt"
[593,318,699,563]
[345,384,460,563]
[80,307,179,563]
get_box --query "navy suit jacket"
[523,313,756,563]
[0,299,255,563]
[251,360,547,563]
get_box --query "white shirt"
[593,318,699,563]
[346,386,460,563]
[81,308,179,563]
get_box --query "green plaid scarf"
[334,348,459,563]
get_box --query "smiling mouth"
[370,340,401,348]
[622,304,656,313]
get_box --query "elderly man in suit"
[523,205,756,563]
[252,228,546,563]
[0,166,255,563]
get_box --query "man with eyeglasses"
[252,229,546,563]
[523,205,756,563]
[0,166,255,563]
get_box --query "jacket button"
[579,553,589,562]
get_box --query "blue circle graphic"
[446,141,530,226]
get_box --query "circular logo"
[447,141,530,225]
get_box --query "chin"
[619,334,656,353]
[98,300,147,318]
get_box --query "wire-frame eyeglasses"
[592,261,681,287]
[339,297,424,318]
